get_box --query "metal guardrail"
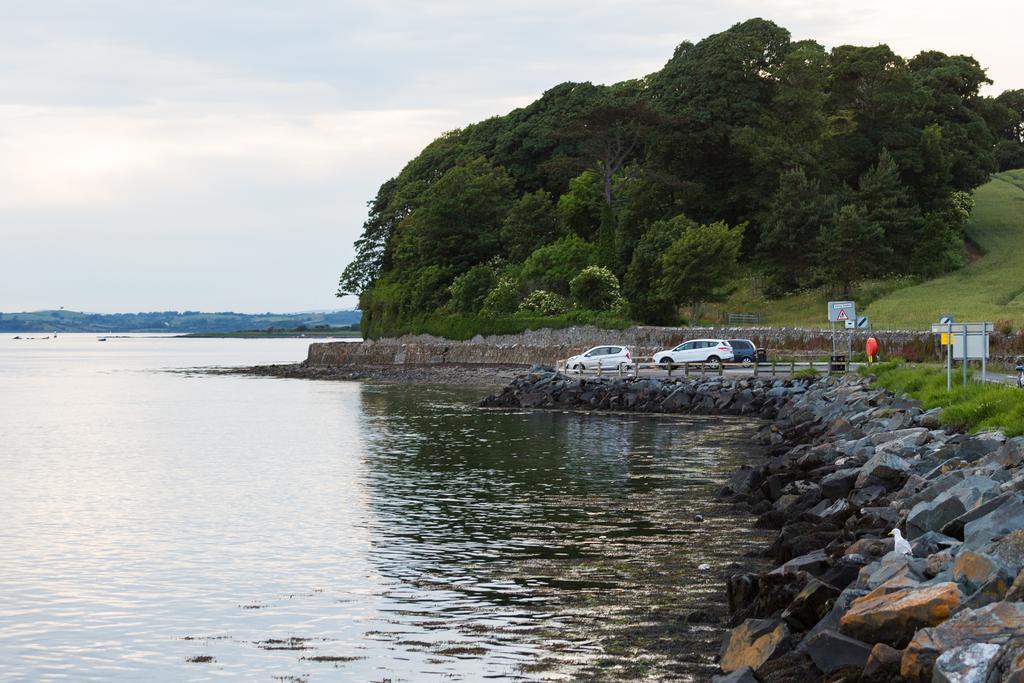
[554,358,852,378]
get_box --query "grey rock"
[856,452,910,488]
[963,494,1024,550]
[820,468,860,500]
[932,643,1001,683]
[803,629,872,674]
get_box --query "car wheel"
[659,357,672,367]
[573,363,583,371]
[706,355,721,369]
[742,357,752,368]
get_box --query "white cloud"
[1,1,1022,311]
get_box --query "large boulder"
[802,628,872,675]
[906,476,1002,540]
[931,642,1002,683]
[855,452,910,489]
[781,579,840,631]
[962,494,1024,550]
[984,634,1024,683]
[839,581,962,647]
[951,550,1014,596]
[862,642,903,680]
[900,601,1024,681]
[820,467,860,500]
[719,618,791,673]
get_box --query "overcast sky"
[1,1,1021,313]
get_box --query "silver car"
[564,345,633,371]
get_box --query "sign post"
[932,319,991,390]
[828,302,856,372]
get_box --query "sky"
[1,1,1022,313]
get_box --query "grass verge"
[863,361,1024,436]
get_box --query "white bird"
[890,528,912,555]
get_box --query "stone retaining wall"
[308,325,942,367]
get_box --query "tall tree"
[500,190,561,262]
[659,221,744,321]
[817,204,886,296]
[392,156,514,275]
[856,149,918,271]
[757,167,835,294]
[622,215,695,324]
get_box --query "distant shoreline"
[178,330,362,339]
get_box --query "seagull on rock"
[890,528,912,555]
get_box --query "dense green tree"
[856,149,917,271]
[500,190,561,262]
[339,19,1012,337]
[520,235,598,295]
[995,90,1024,143]
[758,168,836,294]
[392,156,515,275]
[556,170,604,239]
[448,264,497,314]
[659,221,744,321]
[817,204,886,296]
[622,215,694,324]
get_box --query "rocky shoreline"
[482,369,1024,682]
[212,362,526,386]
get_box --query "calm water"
[0,334,765,682]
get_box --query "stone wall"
[306,325,940,367]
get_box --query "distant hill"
[0,309,361,333]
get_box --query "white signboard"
[828,301,856,323]
[951,333,989,360]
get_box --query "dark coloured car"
[727,339,766,365]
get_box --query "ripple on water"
[0,352,768,681]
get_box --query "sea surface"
[0,334,766,682]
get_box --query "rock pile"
[481,369,1024,682]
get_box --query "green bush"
[520,235,598,295]
[448,264,497,314]
[480,276,521,316]
[569,266,621,310]
[518,290,570,316]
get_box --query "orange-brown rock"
[839,582,962,647]
[862,642,903,680]
[900,601,1024,681]
[953,550,1010,593]
[719,618,791,673]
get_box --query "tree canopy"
[341,18,1015,336]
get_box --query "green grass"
[863,361,1024,436]
[718,170,1024,330]
[865,170,1024,329]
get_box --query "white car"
[653,339,734,368]
[564,345,633,371]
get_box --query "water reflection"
[355,385,767,680]
[0,337,766,682]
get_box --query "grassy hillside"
[720,170,1024,330]
[865,170,1024,328]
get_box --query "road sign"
[844,319,855,329]
[828,301,856,322]
[856,316,869,329]
[939,315,954,325]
